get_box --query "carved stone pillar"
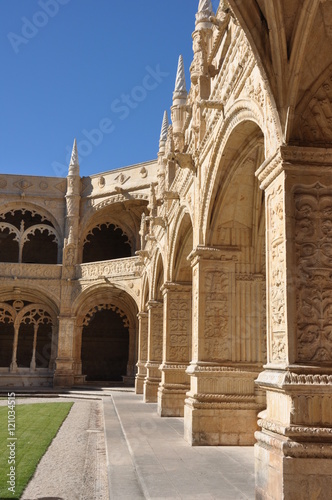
[184,246,263,445]
[72,325,85,385]
[255,147,332,499]
[49,325,58,370]
[143,300,163,403]
[53,316,75,387]
[126,327,136,379]
[135,312,148,394]
[158,282,192,417]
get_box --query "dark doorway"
[82,308,129,381]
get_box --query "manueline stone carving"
[295,183,332,362]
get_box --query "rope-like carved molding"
[256,430,332,458]
[258,419,332,438]
[187,365,261,374]
[283,372,332,386]
[80,303,130,328]
[236,273,265,281]
[190,393,256,402]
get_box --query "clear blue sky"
[0,1,218,178]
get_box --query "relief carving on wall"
[204,270,229,361]
[268,184,287,363]
[169,298,190,362]
[295,183,332,362]
[152,306,163,361]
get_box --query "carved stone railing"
[77,256,142,280]
[0,263,62,280]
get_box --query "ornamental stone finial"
[160,111,169,144]
[196,0,214,29]
[68,138,79,176]
[173,55,187,101]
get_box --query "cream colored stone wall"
[1,1,332,497]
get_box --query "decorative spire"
[173,55,187,101]
[160,111,169,144]
[196,0,214,29]
[68,138,79,176]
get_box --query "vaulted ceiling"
[228,0,332,146]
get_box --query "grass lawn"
[0,402,73,499]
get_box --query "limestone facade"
[1,0,332,497]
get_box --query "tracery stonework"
[295,183,332,362]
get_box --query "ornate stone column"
[30,324,38,371]
[125,327,136,382]
[184,246,264,445]
[143,300,163,402]
[255,146,332,499]
[158,282,192,417]
[135,312,148,394]
[53,316,75,387]
[10,325,19,372]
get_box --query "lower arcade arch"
[0,299,57,374]
[74,288,139,383]
[81,305,130,381]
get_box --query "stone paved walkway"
[107,390,255,500]
[0,389,255,499]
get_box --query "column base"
[184,364,264,445]
[143,362,161,403]
[53,372,74,388]
[157,364,190,416]
[135,363,147,394]
[53,358,74,388]
[184,395,260,445]
[255,430,332,500]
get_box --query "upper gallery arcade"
[1,1,332,498]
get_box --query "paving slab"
[108,390,255,500]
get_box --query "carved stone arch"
[74,284,138,331]
[80,193,149,228]
[15,303,55,330]
[0,205,61,264]
[0,302,16,324]
[168,208,193,283]
[73,285,138,382]
[141,272,150,312]
[200,107,266,244]
[0,288,59,318]
[0,202,63,241]
[79,303,130,328]
[151,251,165,301]
[206,131,265,247]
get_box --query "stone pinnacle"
[173,55,187,101]
[68,138,80,175]
[160,111,169,144]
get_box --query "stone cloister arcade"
[1,0,332,497]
